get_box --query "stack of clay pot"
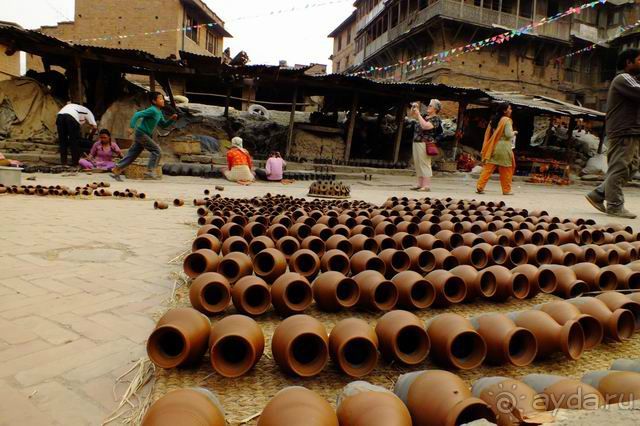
[0,182,147,199]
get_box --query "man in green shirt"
[111,92,177,180]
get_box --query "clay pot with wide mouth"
[221,236,250,256]
[209,315,264,377]
[585,244,620,266]
[289,249,321,280]
[301,236,326,256]
[601,244,636,265]
[460,232,484,247]
[257,386,338,426]
[375,221,397,236]
[184,249,221,279]
[271,315,329,377]
[350,251,386,276]
[320,249,351,274]
[472,378,547,426]
[349,234,378,253]
[392,271,436,309]
[248,235,275,257]
[276,236,301,259]
[404,247,436,273]
[253,248,287,283]
[538,265,588,299]
[598,265,640,290]
[375,310,430,365]
[271,273,313,317]
[231,276,271,316]
[582,370,640,404]
[426,313,487,369]
[434,230,463,250]
[560,244,596,263]
[377,249,411,278]
[197,225,223,240]
[338,214,357,228]
[147,308,211,368]
[569,297,635,342]
[507,310,584,360]
[536,301,604,350]
[192,234,222,253]
[392,232,418,250]
[416,234,445,250]
[242,222,266,241]
[470,313,537,366]
[329,318,379,377]
[272,214,293,228]
[217,252,253,284]
[429,248,459,270]
[142,387,226,425]
[476,265,530,301]
[474,243,507,266]
[326,235,354,256]
[374,234,397,251]
[571,263,618,291]
[267,223,289,241]
[352,270,398,312]
[521,374,604,411]
[510,264,544,298]
[220,223,243,241]
[595,291,640,330]
[189,273,231,315]
[337,381,412,426]
[394,370,496,426]
[547,229,579,246]
[424,270,467,307]
[312,272,360,311]
[451,246,489,270]
[476,232,510,247]
[449,265,482,302]
[317,215,338,228]
[332,224,351,238]
[538,245,576,266]
[513,229,533,245]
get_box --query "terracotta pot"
[336,381,412,426]
[318,215,338,228]
[243,222,266,241]
[272,214,293,228]
[435,230,463,250]
[267,223,289,241]
[326,235,354,256]
[601,244,636,264]
[271,273,313,316]
[472,378,546,426]
[375,310,430,365]
[217,252,253,284]
[416,234,445,250]
[521,374,604,410]
[374,234,396,251]
[514,229,533,245]
[142,388,225,425]
[332,225,351,237]
[511,264,544,298]
[595,291,640,330]
[329,318,379,377]
[547,229,579,246]
[154,201,169,210]
[192,234,222,253]
[276,236,301,259]
[338,214,357,228]
[508,310,584,360]
[231,276,271,316]
[599,265,640,290]
[429,248,459,271]
[350,225,375,239]
[209,315,264,377]
[221,236,250,256]
[189,273,231,315]
[392,232,418,250]
[571,263,618,291]
[257,386,338,426]
[539,245,576,266]
[474,243,507,266]
[301,236,326,256]
[349,234,378,253]
[394,370,495,426]
[320,249,351,274]
[352,270,398,311]
[147,308,211,368]
[312,272,360,311]
[289,249,321,280]
[611,359,640,372]
[536,301,604,350]
[560,244,596,263]
[569,297,635,342]
[470,314,537,366]
[585,244,620,266]
[539,265,588,299]
[350,251,386,276]
[426,313,487,369]
[449,265,482,302]
[247,236,276,258]
[271,315,329,377]
[375,221,397,237]
[404,247,435,273]
[197,225,223,240]
[221,222,243,240]
[184,249,220,279]
[477,265,529,301]
[377,249,411,278]
[582,370,640,404]
[451,246,488,270]
[391,270,434,308]
[424,270,466,307]
[253,248,287,283]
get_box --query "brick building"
[0,22,22,81]
[329,0,640,111]
[328,12,356,73]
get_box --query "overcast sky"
[2,0,352,69]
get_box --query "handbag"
[426,142,438,156]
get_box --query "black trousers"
[56,113,81,166]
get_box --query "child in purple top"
[79,129,122,171]
[256,151,286,181]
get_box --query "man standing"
[586,49,640,219]
[56,102,97,166]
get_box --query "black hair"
[269,151,280,158]
[99,129,111,137]
[617,49,640,71]
[149,91,163,104]
[490,103,510,130]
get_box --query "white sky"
[2,0,353,68]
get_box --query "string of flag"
[346,0,607,78]
[65,0,352,44]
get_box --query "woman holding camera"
[410,99,442,192]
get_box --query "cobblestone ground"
[0,173,638,425]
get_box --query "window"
[206,30,215,53]
[186,15,198,42]
[498,48,510,66]
[608,11,621,26]
[338,35,342,51]
[347,29,351,44]
[519,0,533,18]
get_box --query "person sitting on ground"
[78,129,122,171]
[0,152,21,167]
[224,137,255,184]
[255,151,286,181]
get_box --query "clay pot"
[147,308,211,368]
[611,359,640,372]
[244,222,267,241]
[352,270,398,311]
[601,244,636,264]
[595,291,640,330]
[271,273,313,316]
[154,201,169,210]
[582,370,640,404]
[350,251,386,275]
[392,271,436,309]
[252,248,287,283]
[571,262,618,291]
[429,248,459,270]
[560,244,596,263]
[183,249,220,279]
[424,270,467,307]
[332,224,351,237]
[349,234,378,253]
[271,315,329,377]
[276,236,301,259]
[231,276,271,316]
[374,234,396,250]
[392,232,417,250]
[267,223,289,241]
[289,249,321,280]
[547,229,579,246]
[586,244,620,266]
[221,236,250,256]
[511,264,544,298]
[394,370,495,426]
[375,221,397,236]
[539,245,576,266]
[192,234,222,253]
[449,265,482,302]
[329,318,379,377]
[375,310,430,365]
[472,378,546,426]
[377,249,411,278]
[320,249,351,274]
[142,388,225,425]
[474,243,507,266]
[301,236,326,256]
[470,314,537,366]
[197,225,223,240]
[351,225,374,238]
[338,214,357,228]
[537,301,604,350]
[521,374,604,410]
[599,265,640,290]
[312,272,360,311]
[325,235,353,256]
[317,215,338,228]
[434,230,463,250]
[217,252,253,284]
[426,313,487,369]
[257,386,338,426]
[508,310,584,360]
[189,273,231,315]
[248,236,276,257]
[569,297,636,342]
[404,247,435,273]
[336,382,412,426]
[518,244,541,265]
[539,265,588,299]
[209,315,264,377]
[451,246,488,270]
[221,223,243,240]
[477,265,529,301]
[416,234,445,250]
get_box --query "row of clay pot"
[0,183,146,199]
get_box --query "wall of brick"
[0,45,20,80]
[331,24,355,73]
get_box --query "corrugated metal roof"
[485,91,605,118]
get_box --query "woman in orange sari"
[224,137,255,184]
[476,103,517,195]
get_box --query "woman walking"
[410,99,442,192]
[476,103,517,195]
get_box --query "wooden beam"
[285,86,299,158]
[393,102,407,163]
[149,73,156,92]
[74,56,83,103]
[344,92,360,161]
[224,85,231,118]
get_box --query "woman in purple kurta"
[79,129,122,171]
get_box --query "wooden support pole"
[74,56,83,104]
[393,102,407,164]
[285,86,299,159]
[149,73,156,93]
[224,85,231,119]
[344,92,360,162]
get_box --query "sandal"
[418,187,431,192]
[476,189,485,194]
[410,186,422,190]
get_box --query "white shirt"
[57,104,97,126]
